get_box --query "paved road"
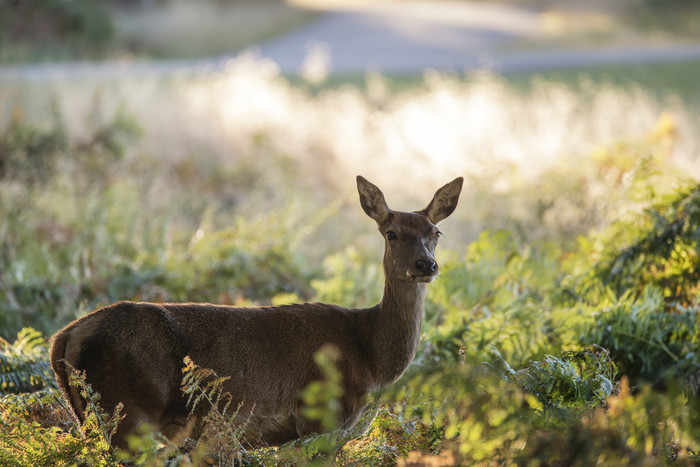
[254,1,700,75]
[255,1,540,75]
[2,1,700,80]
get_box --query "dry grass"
[3,57,698,254]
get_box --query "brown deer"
[50,175,463,448]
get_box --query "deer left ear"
[357,175,392,225]
[422,177,463,224]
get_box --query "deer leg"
[161,416,200,444]
[295,412,323,438]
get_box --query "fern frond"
[499,346,617,411]
[0,328,55,394]
[68,368,124,449]
[181,356,230,413]
[582,287,700,387]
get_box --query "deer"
[50,175,463,449]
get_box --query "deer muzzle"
[411,259,438,282]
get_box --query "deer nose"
[415,259,438,275]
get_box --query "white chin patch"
[411,275,436,283]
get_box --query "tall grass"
[1,57,699,464]
[2,57,698,334]
[5,55,698,235]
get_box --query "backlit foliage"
[1,66,699,464]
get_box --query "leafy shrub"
[0,328,54,394]
[419,230,565,369]
[592,183,700,306]
[0,370,119,466]
[311,247,383,309]
[0,100,139,184]
[337,407,444,466]
[581,287,700,389]
[387,354,699,465]
[573,181,700,389]
[515,377,700,465]
[0,100,324,340]
[2,68,700,465]
[0,102,142,339]
[0,104,66,184]
[165,215,318,304]
[497,346,618,413]
[0,393,84,466]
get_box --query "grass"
[3,57,699,254]
[494,0,700,51]
[1,28,700,464]
[2,1,700,463]
[312,58,700,108]
[506,58,700,106]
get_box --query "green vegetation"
[0,328,54,394]
[112,0,317,60]
[0,0,114,62]
[505,60,700,108]
[1,64,700,464]
[632,0,700,38]
[0,0,316,63]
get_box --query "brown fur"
[50,175,463,448]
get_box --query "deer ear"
[357,176,391,224]
[423,177,463,224]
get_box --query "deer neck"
[370,277,426,386]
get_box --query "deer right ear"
[357,176,391,224]
[423,177,463,224]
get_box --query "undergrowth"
[0,328,54,394]
[0,71,699,465]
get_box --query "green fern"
[581,287,700,388]
[0,328,55,394]
[281,345,346,465]
[181,355,232,416]
[180,356,252,465]
[0,371,119,466]
[496,346,617,412]
[67,369,123,453]
[593,183,700,306]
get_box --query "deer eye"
[434,231,442,240]
[386,231,397,241]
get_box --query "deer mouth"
[410,274,437,283]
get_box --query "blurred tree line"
[0,0,114,60]
[0,0,285,62]
[1,0,698,63]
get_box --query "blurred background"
[1,0,700,333]
[2,3,700,464]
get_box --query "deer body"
[50,176,463,448]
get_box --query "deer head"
[357,175,463,283]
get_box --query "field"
[2,27,700,467]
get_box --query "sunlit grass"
[2,55,700,465]
[506,59,700,106]
[3,55,698,251]
[0,56,696,342]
